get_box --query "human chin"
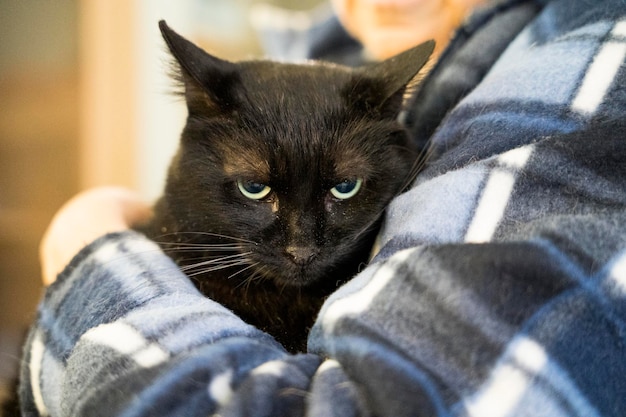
[359,0,436,6]
[360,27,428,59]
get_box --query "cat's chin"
[252,255,354,290]
[243,258,324,289]
[264,267,323,289]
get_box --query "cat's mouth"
[264,259,323,288]
[242,247,327,288]
[238,237,369,289]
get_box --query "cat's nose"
[285,246,319,267]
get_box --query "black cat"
[1,22,433,417]
[140,21,434,352]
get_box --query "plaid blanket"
[19,0,626,415]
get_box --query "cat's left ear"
[159,20,240,116]
[348,40,435,118]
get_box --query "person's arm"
[308,0,626,414]
[24,188,368,417]
[311,123,626,417]
[22,188,291,416]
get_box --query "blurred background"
[0,0,327,405]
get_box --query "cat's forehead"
[240,60,352,80]
[217,121,381,185]
[237,61,353,102]
[200,59,406,183]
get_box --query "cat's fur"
[140,21,434,352]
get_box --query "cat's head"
[155,21,433,288]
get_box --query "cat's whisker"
[160,247,242,256]
[416,139,436,167]
[177,255,242,265]
[239,264,272,294]
[182,252,249,269]
[183,254,252,274]
[231,263,266,292]
[348,147,427,245]
[158,242,241,249]
[176,251,244,261]
[247,264,268,282]
[351,138,436,247]
[185,260,251,277]
[228,262,260,281]
[154,231,258,246]
[397,138,435,192]
[180,252,253,273]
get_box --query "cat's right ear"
[347,40,435,119]
[159,20,240,116]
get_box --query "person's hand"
[39,187,153,286]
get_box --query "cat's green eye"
[330,178,363,200]
[237,179,272,200]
